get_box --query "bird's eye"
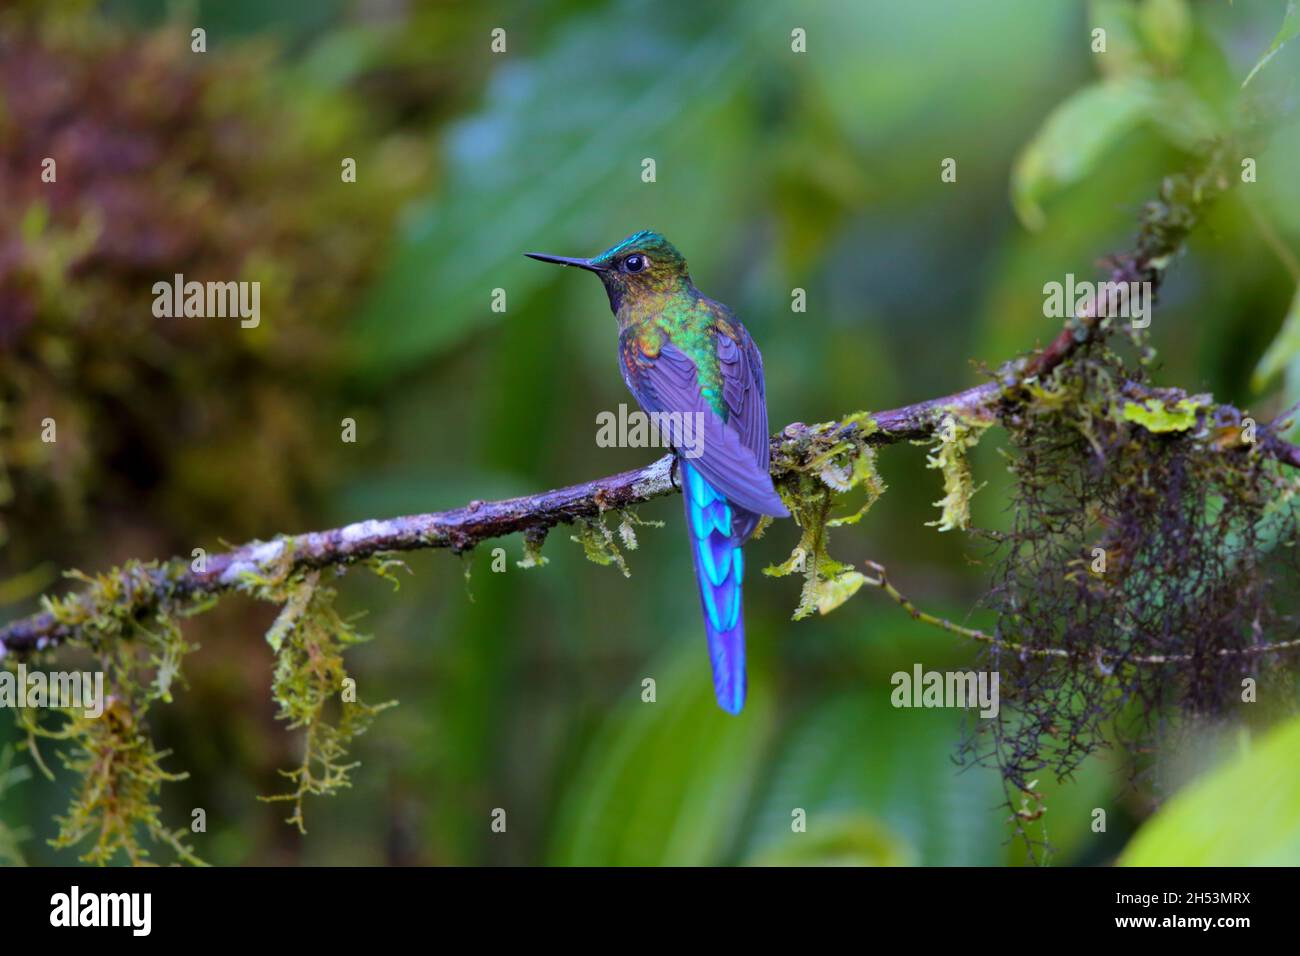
[623,254,646,274]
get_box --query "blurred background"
[1,0,1299,865]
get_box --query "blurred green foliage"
[2,0,1299,866]
[1121,714,1300,865]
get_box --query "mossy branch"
[4,143,1298,660]
[3,375,1292,658]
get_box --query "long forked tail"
[682,463,749,714]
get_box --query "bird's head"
[527,229,690,313]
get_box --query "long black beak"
[525,252,602,272]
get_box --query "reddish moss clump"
[0,4,422,569]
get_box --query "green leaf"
[744,814,911,866]
[740,693,1006,865]
[808,568,867,617]
[1252,284,1300,393]
[1011,79,1156,231]
[1242,0,1300,88]
[546,640,773,865]
[807,0,1074,146]
[1089,0,1147,78]
[347,5,770,377]
[1138,0,1192,69]
[1120,715,1300,865]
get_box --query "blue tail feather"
[683,463,747,714]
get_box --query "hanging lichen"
[962,336,1300,854]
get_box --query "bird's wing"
[621,335,788,518]
[717,324,771,474]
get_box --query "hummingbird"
[528,230,789,714]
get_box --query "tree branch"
[3,365,1295,658]
[4,146,1297,657]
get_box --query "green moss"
[41,561,171,648]
[256,570,396,834]
[570,513,632,576]
[17,604,201,865]
[1121,396,1201,433]
[766,413,886,619]
[368,555,412,591]
[517,527,550,569]
[38,699,202,867]
[11,542,400,860]
[618,508,663,550]
[566,506,664,573]
[924,412,991,533]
